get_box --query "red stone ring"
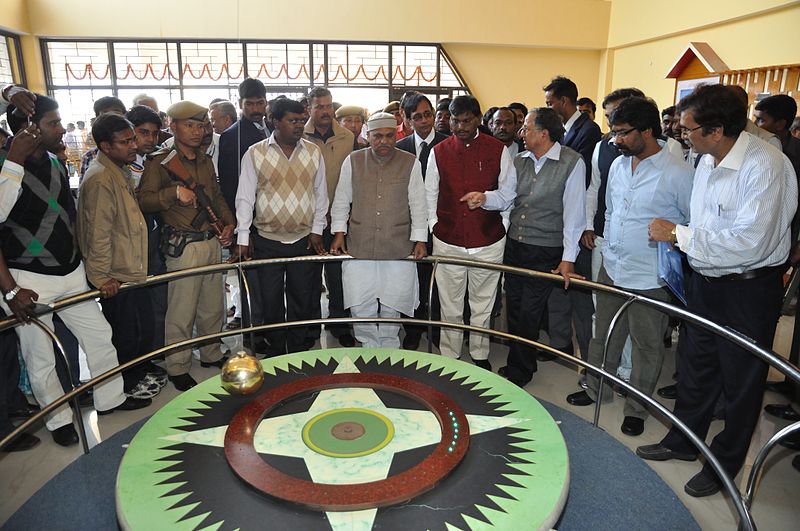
[224,372,469,511]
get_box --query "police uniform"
[138,101,235,377]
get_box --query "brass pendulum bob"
[220,350,265,395]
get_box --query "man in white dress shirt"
[330,112,428,348]
[490,108,585,387]
[232,98,328,356]
[638,84,798,497]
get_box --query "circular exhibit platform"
[116,348,569,530]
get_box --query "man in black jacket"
[543,76,601,364]
[217,79,270,352]
[396,93,448,350]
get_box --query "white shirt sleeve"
[425,149,440,232]
[234,149,258,246]
[407,159,428,243]
[585,142,601,231]
[330,156,353,234]
[562,158,587,262]
[482,146,517,212]
[311,151,328,235]
[0,159,25,223]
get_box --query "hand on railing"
[7,286,40,321]
[552,261,584,289]
[308,233,326,256]
[228,244,252,262]
[329,232,348,256]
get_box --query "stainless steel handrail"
[1,255,797,530]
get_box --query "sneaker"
[125,378,161,400]
[144,373,168,389]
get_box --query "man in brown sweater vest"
[330,112,428,348]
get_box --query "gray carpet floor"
[4,401,698,531]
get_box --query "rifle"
[160,150,225,236]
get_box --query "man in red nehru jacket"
[425,95,517,370]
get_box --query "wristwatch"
[4,286,20,301]
[670,226,678,245]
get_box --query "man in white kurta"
[331,112,428,347]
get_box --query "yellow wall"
[446,44,601,109]
[0,0,29,34]
[606,3,800,110]
[18,0,611,49]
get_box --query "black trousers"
[309,226,348,338]
[504,240,563,384]
[403,237,440,343]
[253,234,321,355]
[661,269,783,478]
[0,317,28,436]
[100,288,154,391]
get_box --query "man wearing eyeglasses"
[233,98,328,357]
[639,84,797,497]
[493,108,586,388]
[566,98,692,439]
[396,93,448,350]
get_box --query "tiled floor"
[0,288,797,530]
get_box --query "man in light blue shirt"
[567,97,692,438]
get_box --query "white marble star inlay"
[162,356,528,531]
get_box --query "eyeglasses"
[680,125,704,136]
[411,111,433,123]
[610,127,637,139]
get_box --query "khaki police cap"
[335,105,365,120]
[166,101,207,121]
[383,101,400,113]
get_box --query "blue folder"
[658,241,687,305]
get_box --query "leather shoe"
[780,432,800,451]
[472,358,492,371]
[169,373,197,391]
[2,432,40,452]
[337,333,356,348]
[566,390,594,406]
[536,350,557,362]
[200,356,228,369]
[684,470,720,497]
[765,380,793,396]
[9,402,40,419]
[98,396,152,415]
[51,424,79,447]
[621,416,644,436]
[657,384,677,399]
[402,332,422,350]
[636,443,697,462]
[764,403,800,421]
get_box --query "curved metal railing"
[1,255,798,531]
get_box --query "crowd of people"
[0,75,799,500]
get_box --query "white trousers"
[350,299,401,348]
[1,263,125,430]
[432,235,505,360]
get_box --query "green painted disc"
[302,408,394,458]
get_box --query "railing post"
[427,258,439,354]
[593,297,636,428]
[29,317,91,455]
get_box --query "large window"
[42,39,469,126]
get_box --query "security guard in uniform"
[138,101,235,391]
